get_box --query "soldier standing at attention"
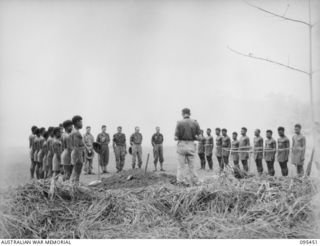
[231,132,240,170]
[291,124,306,177]
[174,108,201,186]
[151,127,165,172]
[264,130,276,176]
[96,125,110,173]
[198,130,206,170]
[221,128,231,167]
[39,131,49,179]
[253,129,264,175]
[29,126,38,179]
[36,128,46,179]
[130,127,143,169]
[113,126,127,172]
[239,127,250,172]
[277,127,290,176]
[215,128,223,172]
[46,127,55,178]
[205,128,214,170]
[70,115,85,186]
[52,127,63,181]
[61,120,73,181]
[32,128,41,179]
[83,126,95,175]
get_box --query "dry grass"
[0,169,319,239]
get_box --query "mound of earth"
[94,169,177,190]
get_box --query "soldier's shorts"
[63,165,73,181]
[153,144,164,164]
[53,154,61,172]
[176,141,199,185]
[241,160,249,172]
[61,149,72,165]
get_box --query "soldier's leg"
[255,159,263,175]
[266,161,275,176]
[233,160,241,177]
[105,146,109,169]
[137,145,142,168]
[187,154,199,185]
[223,156,229,167]
[297,163,304,177]
[242,159,249,172]
[159,145,164,171]
[132,145,137,169]
[153,146,159,170]
[207,154,213,170]
[120,147,126,171]
[71,162,83,186]
[115,147,121,171]
[217,156,223,171]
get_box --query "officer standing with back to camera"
[174,108,201,186]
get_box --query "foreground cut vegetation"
[1,169,319,239]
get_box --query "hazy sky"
[0,0,319,149]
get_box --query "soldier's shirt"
[291,134,306,165]
[231,140,240,161]
[130,132,143,145]
[198,135,206,154]
[253,136,264,160]
[83,133,94,148]
[174,117,200,141]
[152,133,164,145]
[97,132,110,145]
[113,133,126,146]
[222,136,231,157]
[205,135,214,156]
[264,138,276,161]
[239,135,250,160]
[215,135,223,157]
[277,136,290,162]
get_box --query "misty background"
[0,0,319,155]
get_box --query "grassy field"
[0,145,318,190]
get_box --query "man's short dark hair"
[182,108,191,115]
[241,127,247,131]
[39,127,46,134]
[255,129,261,133]
[47,126,55,133]
[278,126,285,132]
[222,128,227,132]
[207,128,211,131]
[35,128,41,135]
[59,123,63,128]
[266,130,273,134]
[43,131,49,139]
[102,125,106,128]
[31,126,38,133]
[53,127,60,136]
[62,120,73,129]
[86,126,91,129]
[232,132,238,136]
[72,115,82,125]
[295,123,302,129]
[215,128,221,131]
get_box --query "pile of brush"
[0,171,319,239]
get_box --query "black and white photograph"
[0,0,320,242]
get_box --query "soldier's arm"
[107,134,110,144]
[151,135,155,147]
[130,134,134,145]
[161,134,164,144]
[96,134,100,143]
[174,122,180,141]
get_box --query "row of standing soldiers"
[29,116,165,185]
[197,125,306,177]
